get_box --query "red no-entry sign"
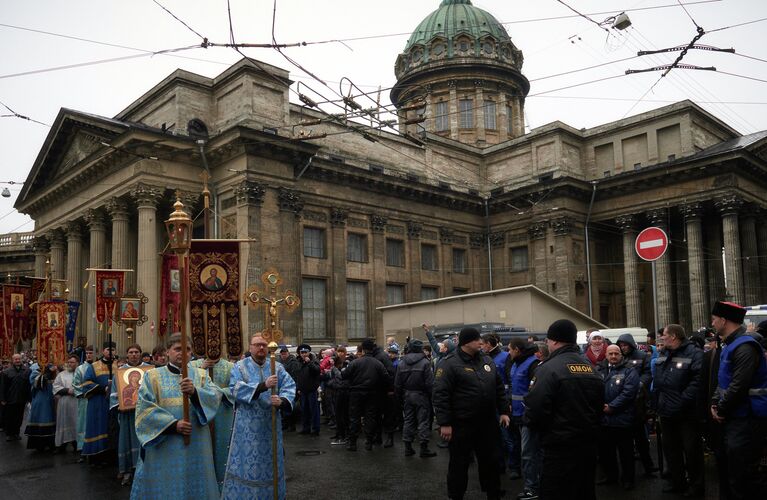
[635,227,668,261]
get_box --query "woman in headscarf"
[53,354,79,451]
[584,329,607,367]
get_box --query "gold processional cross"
[244,270,301,343]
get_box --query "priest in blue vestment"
[25,363,57,451]
[81,342,115,459]
[110,343,151,485]
[130,333,221,500]
[72,345,94,453]
[221,334,296,500]
[189,356,234,486]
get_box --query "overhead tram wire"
[0,99,50,127]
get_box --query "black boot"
[404,441,416,456]
[347,439,357,452]
[419,441,436,458]
[383,433,394,448]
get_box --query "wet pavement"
[0,426,720,499]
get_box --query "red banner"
[189,241,241,359]
[95,270,125,323]
[3,284,30,345]
[0,297,9,358]
[26,277,47,341]
[37,301,67,366]
[159,253,180,337]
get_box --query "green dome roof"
[404,0,511,51]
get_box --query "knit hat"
[361,338,377,352]
[408,339,424,352]
[458,327,481,346]
[547,319,577,344]
[711,301,746,324]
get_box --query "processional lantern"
[165,196,192,252]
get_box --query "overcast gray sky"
[1,0,765,233]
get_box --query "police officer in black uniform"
[524,319,604,500]
[433,327,509,500]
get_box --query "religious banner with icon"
[0,299,10,358]
[116,365,153,411]
[189,241,241,359]
[159,253,180,337]
[66,301,80,353]
[37,301,67,366]
[95,270,125,324]
[3,284,30,345]
[26,277,47,341]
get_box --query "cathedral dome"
[391,0,530,146]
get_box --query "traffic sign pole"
[652,261,659,334]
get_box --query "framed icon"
[200,264,227,291]
[169,269,180,293]
[102,278,118,297]
[11,293,24,312]
[118,293,149,326]
[116,365,153,411]
[46,311,60,328]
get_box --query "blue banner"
[66,301,80,353]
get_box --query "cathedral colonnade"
[611,192,767,333]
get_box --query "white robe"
[52,370,78,446]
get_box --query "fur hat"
[546,319,577,344]
[711,301,746,324]
[458,327,481,346]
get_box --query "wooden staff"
[179,253,190,446]
[268,341,279,500]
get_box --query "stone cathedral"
[6,0,767,354]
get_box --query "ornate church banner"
[0,298,9,358]
[95,270,124,324]
[3,284,30,345]
[26,277,47,341]
[159,253,180,337]
[66,301,80,353]
[189,241,241,359]
[37,301,67,366]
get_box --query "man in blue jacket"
[710,301,767,500]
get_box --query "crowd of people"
[1,300,766,500]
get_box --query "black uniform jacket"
[523,344,604,448]
[341,354,388,392]
[652,340,703,419]
[432,347,509,426]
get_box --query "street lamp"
[164,194,192,445]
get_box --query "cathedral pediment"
[55,131,104,176]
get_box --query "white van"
[577,327,650,347]
[744,305,767,330]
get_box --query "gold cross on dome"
[243,270,301,342]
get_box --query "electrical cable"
[151,0,206,41]
[0,99,49,126]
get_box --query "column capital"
[330,207,348,227]
[714,194,743,215]
[489,231,505,248]
[528,221,547,240]
[406,221,422,239]
[370,214,387,233]
[277,187,303,217]
[439,227,454,244]
[106,197,131,220]
[84,208,107,231]
[645,207,668,226]
[469,232,485,249]
[551,217,572,236]
[46,228,66,248]
[131,182,163,208]
[64,220,83,240]
[615,214,637,232]
[234,180,266,206]
[680,202,704,221]
[32,235,49,253]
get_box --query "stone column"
[448,80,458,140]
[370,214,387,342]
[740,208,760,306]
[475,82,486,143]
[469,233,487,291]
[106,198,130,350]
[64,221,84,339]
[706,217,726,306]
[276,188,303,341]
[715,195,745,305]
[47,228,66,280]
[681,203,708,330]
[616,214,641,327]
[32,236,48,278]
[84,208,107,347]
[757,208,767,304]
[131,183,163,352]
[330,207,348,345]
[528,222,548,291]
[551,217,573,304]
[646,208,674,328]
[407,221,422,302]
[235,180,266,342]
[439,227,454,292]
